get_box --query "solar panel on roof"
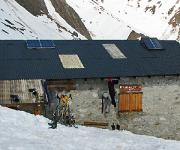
[26,40,55,49]
[151,38,163,49]
[26,40,41,49]
[141,37,163,50]
[40,40,55,48]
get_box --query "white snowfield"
[66,0,132,39]
[67,0,180,40]
[100,0,180,40]
[0,106,180,150]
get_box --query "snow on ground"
[0,106,180,150]
[0,0,83,40]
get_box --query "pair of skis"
[48,102,78,129]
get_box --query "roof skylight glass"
[102,44,127,59]
[59,54,85,69]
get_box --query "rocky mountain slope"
[0,0,179,40]
[0,0,86,39]
[15,0,91,39]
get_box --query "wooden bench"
[84,121,109,129]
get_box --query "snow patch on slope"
[67,0,179,41]
[0,0,83,40]
[100,0,180,40]
[43,0,85,40]
[66,0,132,39]
[0,106,180,150]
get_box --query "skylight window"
[102,44,127,59]
[59,54,85,69]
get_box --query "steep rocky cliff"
[15,0,91,39]
[15,0,48,16]
[49,0,91,39]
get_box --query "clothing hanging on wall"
[102,92,111,114]
[108,80,116,107]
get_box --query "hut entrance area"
[46,76,180,140]
[46,78,143,125]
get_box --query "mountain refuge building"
[0,39,180,139]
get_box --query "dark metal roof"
[0,40,179,80]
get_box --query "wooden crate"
[118,92,143,112]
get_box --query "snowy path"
[0,106,180,150]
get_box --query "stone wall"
[58,76,180,140]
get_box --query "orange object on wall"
[119,85,143,112]
[119,85,142,93]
